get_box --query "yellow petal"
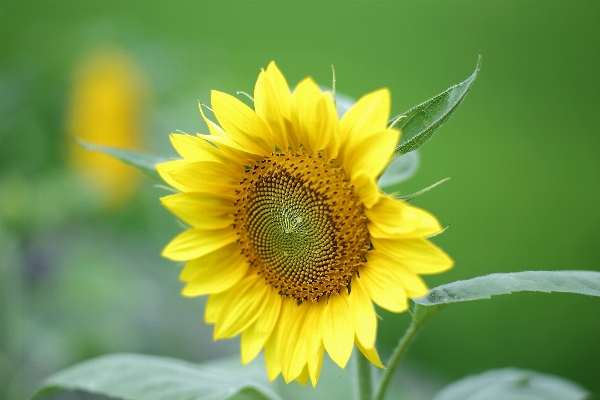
[160,192,234,229]
[304,301,326,386]
[280,303,311,383]
[322,91,342,160]
[366,195,443,238]
[166,160,240,192]
[211,90,274,154]
[366,250,429,298]
[318,93,339,154]
[290,78,337,154]
[348,276,377,348]
[205,290,229,324]
[180,243,248,296]
[254,62,292,149]
[322,289,354,369]
[156,160,191,192]
[161,228,237,261]
[344,129,400,181]
[358,265,408,313]
[371,237,454,275]
[158,161,238,201]
[198,101,227,138]
[295,365,310,386]
[339,88,390,163]
[240,288,282,365]
[309,95,336,153]
[201,134,260,166]
[169,133,225,162]
[214,274,270,339]
[264,331,282,381]
[355,340,385,369]
[264,298,296,381]
[353,172,381,209]
[266,61,292,107]
[160,191,234,215]
[308,341,324,388]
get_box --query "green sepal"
[396,177,450,202]
[75,137,168,182]
[390,54,481,157]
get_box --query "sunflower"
[157,62,453,387]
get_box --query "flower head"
[67,48,146,208]
[158,62,453,386]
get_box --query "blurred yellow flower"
[158,62,453,386]
[67,48,147,208]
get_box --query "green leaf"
[430,368,589,400]
[75,137,168,181]
[390,54,481,157]
[414,270,600,306]
[33,353,282,400]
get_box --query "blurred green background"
[1,1,599,399]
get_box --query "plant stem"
[356,351,373,400]
[373,314,422,400]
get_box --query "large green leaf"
[430,368,589,400]
[75,138,168,181]
[390,54,481,157]
[33,353,282,400]
[414,270,600,306]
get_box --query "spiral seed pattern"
[233,151,370,303]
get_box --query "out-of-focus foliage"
[34,354,282,400]
[75,138,167,182]
[1,1,599,399]
[430,368,589,400]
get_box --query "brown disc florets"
[233,150,370,303]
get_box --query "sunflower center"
[233,150,370,303]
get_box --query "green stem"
[373,318,420,400]
[355,351,373,400]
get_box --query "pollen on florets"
[233,150,370,303]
